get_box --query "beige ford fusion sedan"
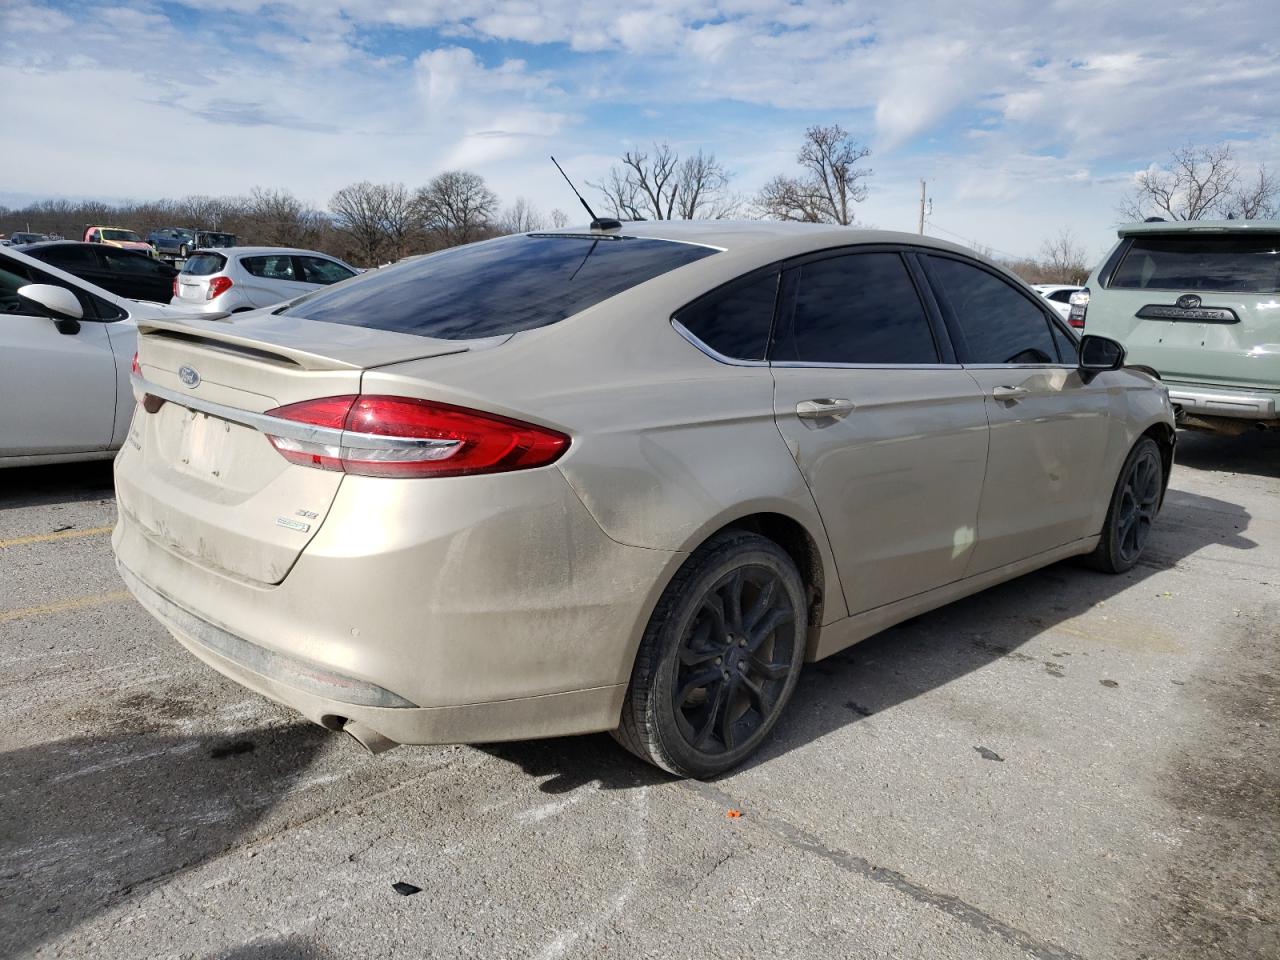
[114,221,1175,778]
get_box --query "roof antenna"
[551,156,621,231]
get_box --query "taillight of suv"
[1068,288,1089,329]
[207,276,233,300]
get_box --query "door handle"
[796,398,856,420]
[991,386,1029,401]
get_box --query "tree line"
[3,131,1271,278]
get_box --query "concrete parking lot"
[1,431,1277,960]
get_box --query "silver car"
[172,246,358,314]
[115,222,1174,777]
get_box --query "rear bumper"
[112,461,680,747]
[1166,383,1279,421]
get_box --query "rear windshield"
[278,234,718,339]
[182,253,227,276]
[1109,235,1280,294]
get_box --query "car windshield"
[278,234,718,340]
[1109,234,1280,294]
[102,229,142,242]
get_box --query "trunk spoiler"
[136,313,500,372]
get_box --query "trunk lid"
[119,313,483,585]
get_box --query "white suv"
[172,247,358,314]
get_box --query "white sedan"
[0,244,211,467]
[1031,283,1084,320]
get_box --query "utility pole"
[917,180,926,235]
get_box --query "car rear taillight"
[261,395,570,478]
[208,276,233,300]
[131,351,140,376]
[172,276,179,298]
[1068,287,1089,329]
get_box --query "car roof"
[20,240,105,252]
[211,246,342,257]
[1116,218,1280,237]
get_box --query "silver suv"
[1073,220,1280,433]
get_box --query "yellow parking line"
[0,525,114,549]
[0,590,130,624]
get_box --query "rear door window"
[37,245,97,270]
[242,254,296,281]
[182,253,227,276]
[674,270,779,361]
[774,252,940,364]
[926,256,1058,364]
[297,256,356,285]
[280,234,718,340]
[1108,235,1280,293]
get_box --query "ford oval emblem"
[1176,294,1202,310]
[178,365,200,388]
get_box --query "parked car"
[148,227,199,259]
[8,231,51,246]
[1073,220,1280,433]
[85,225,154,256]
[195,230,237,249]
[116,222,1174,777]
[171,246,358,313]
[1031,283,1083,320]
[19,241,177,303]
[0,245,208,467]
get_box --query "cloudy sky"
[3,0,1277,258]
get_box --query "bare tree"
[549,208,569,228]
[499,197,547,234]
[756,124,872,225]
[242,187,324,247]
[1039,228,1090,284]
[415,171,498,247]
[1227,164,1279,220]
[589,143,738,220]
[1115,143,1280,221]
[330,181,388,265]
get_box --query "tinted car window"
[0,252,124,320]
[927,256,1057,364]
[1108,235,1280,293]
[675,271,778,361]
[774,252,938,364]
[183,253,227,276]
[101,249,170,275]
[35,245,96,269]
[1048,289,1073,303]
[298,256,355,285]
[1049,320,1078,363]
[242,254,296,281]
[281,234,717,340]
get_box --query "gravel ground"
[1,430,1277,960]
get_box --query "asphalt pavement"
[1,430,1277,960]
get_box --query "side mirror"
[18,283,85,334]
[1078,334,1125,382]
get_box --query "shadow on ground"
[0,459,116,509]
[481,483,1254,786]
[1174,427,1280,479]
[0,723,329,958]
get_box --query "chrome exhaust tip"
[342,719,399,754]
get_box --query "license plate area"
[177,409,232,477]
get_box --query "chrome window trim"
[131,375,459,451]
[770,361,965,370]
[961,363,1079,370]
[670,318,769,367]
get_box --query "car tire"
[1086,436,1163,574]
[613,529,807,778]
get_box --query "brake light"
[131,351,140,376]
[1068,287,1090,329]
[172,276,179,298]
[261,395,570,478]
[207,276,233,300]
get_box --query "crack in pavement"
[680,779,1086,960]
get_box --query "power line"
[923,218,1027,262]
